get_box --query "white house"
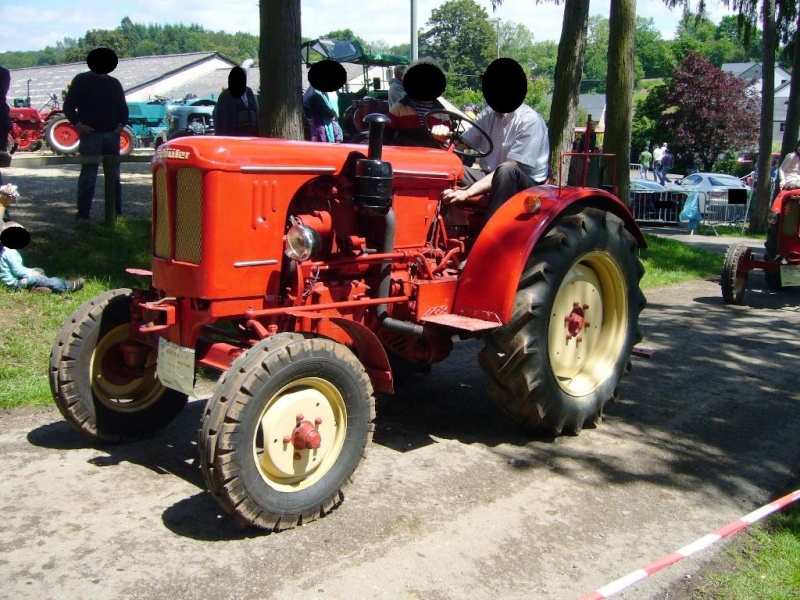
[722,62,795,140]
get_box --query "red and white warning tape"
[579,489,800,600]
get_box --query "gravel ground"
[1,151,154,232]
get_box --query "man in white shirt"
[652,143,665,183]
[437,104,550,218]
[778,140,800,190]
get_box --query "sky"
[0,0,741,54]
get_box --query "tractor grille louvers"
[154,169,170,259]
[153,167,203,264]
[783,200,799,237]
[175,169,203,263]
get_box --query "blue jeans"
[77,130,122,218]
[14,273,70,293]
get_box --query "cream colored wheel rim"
[547,251,628,397]
[90,324,164,412]
[254,377,347,492]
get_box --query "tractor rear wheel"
[721,243,751,304]
[478,208,646,435]
[49,289,188,442]
[45,115,80,154]
[199,334,375,530]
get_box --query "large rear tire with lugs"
[478,208,646,435]
[49,289,188,443]
[199,334,375,530]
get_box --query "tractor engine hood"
[153,136,464,178]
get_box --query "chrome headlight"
[284,219,321,262]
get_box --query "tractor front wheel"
[721,243,751,304]
[479,208,646,435]
[49,289,188,442]
[45,115,80,154]
[199,334,375,530]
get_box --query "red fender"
[453,186,645,324]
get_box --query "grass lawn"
[690,504,800,599]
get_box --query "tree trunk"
[779,14,800,161]
[548,0,591,185]
[603,0,635,202]
[259,0,305,140]
[749,0,777,234]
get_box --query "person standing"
[387,65,407,111]
[638,146,652,180]
[303,86,342,143]
[213,66,259,137]
[659,147,674,185]
[0,66,11,169]
[652,143,664,183]
[63,47,128,220]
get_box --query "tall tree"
[603,0,636,201]
[748,0,778,233]
[548,0,591,184]
[777,7,800,170]
[260,0,305,140]
[422,0,495,90]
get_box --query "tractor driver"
[778,139,800,191]
[434,103,549,219]
[433,60,550,220]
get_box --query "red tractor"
[50,114,647,530]
[722,189,800,303]
[9,94,136,156]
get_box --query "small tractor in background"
[152,96,216,148]
[50,112,647,531]
[722,189,800,303]
[126,99,169,149]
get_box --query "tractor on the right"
[721,190,800,304]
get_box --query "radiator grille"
[783,200,799,237]
[154,169,170,259]
[174,168,203,264]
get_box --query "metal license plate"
[156,338,196,396]
[780,264,800,287]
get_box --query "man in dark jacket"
[213,66,259,137]
[0,66,11,169]
[63,47,129,220]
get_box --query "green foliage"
[2,16,259,67]
[420,0,495,91]
[0,218,152,408]
[662,52,759,170]
[582,15,610,93]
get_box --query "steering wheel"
[423,110,493,159]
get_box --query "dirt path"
[2,153,153,233]
[2,272,799,600]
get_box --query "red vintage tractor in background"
[9,93,136,156]
[49,113,647,531]
[722,189,800,303]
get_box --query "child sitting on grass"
[0,221,84,294]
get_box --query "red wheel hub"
[287,417,322,450]
[565,302,589,339]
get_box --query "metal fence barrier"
[629,188,751,233]
[628,190,687,224]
